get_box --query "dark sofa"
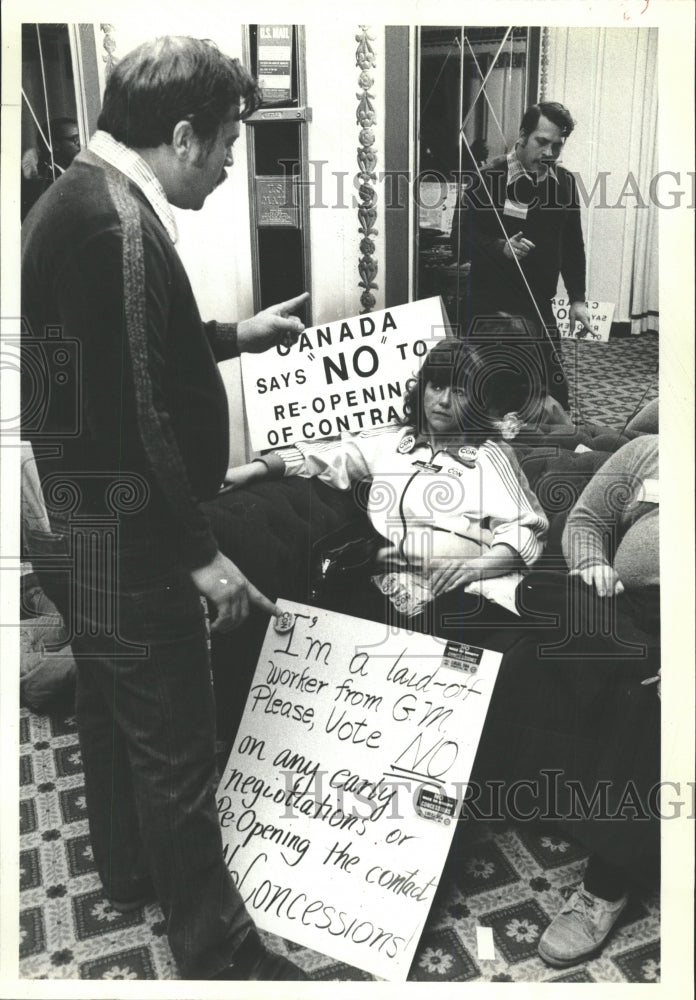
[202,445,610,737]
[203,444,659,885]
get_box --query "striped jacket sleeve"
[272,429,393,489]
[479,441,548,566]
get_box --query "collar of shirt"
[88,130,178,243]
[507,146,557,186]
[410,430,482,460]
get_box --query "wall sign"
[217,600,502,980]
[240,296,451,450]
[257,24,293,103]
[255,177,299,227]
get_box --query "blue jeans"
[32,524,252,978]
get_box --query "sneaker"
[538,886,628,967]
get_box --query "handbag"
[309,518,381,603]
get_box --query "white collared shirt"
[88,130,178,243]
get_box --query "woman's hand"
[571,563,624,597]
[428,560,481,596]
[428,543,520,597]
[221,460,269,492]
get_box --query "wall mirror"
[416,26,540,328]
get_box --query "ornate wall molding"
[355,26,378,313]
[100,24,118,79]
[539,26,549,101]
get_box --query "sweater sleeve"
[203,321,239,361]
[480,442,549,566]
[560,171,587,304]
[53,219,219,570]
[457,167,509,262]
[561,437,656,573]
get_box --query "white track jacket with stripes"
[272,426,548,567]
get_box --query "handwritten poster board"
[552,297,615,342]
[216,600,502,980]
[240,297,450,451]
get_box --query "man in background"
[452,101,594,409]
[21,116,81,219]
[22,36,309,980]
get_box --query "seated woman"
[508,435,659,968]
[224,337,549,647]
[221,342,659,969]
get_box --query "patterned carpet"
[562,332,658,428]
[18,333,660,984]
[19,705,661,984]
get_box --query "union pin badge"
[398,434,416,454]
[457,445,479,467]
[380,573,400,595]
[274,611,294,633]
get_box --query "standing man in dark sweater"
[22,36,309,980]
[452,101,593,409]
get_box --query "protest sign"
[240,297,450,451]
[216,600,502,980]
[552,297,615,341]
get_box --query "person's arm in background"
[562,441,638,596]
[451,166,512,263]
[560,170,593,337]
[562,435,659,598]
[625,397,659,437]
[222,454,287,490]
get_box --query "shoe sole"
[537,939,605,968]
[107,897,153,914]
[537,897,628,968]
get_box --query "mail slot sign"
[255,176,299,227]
